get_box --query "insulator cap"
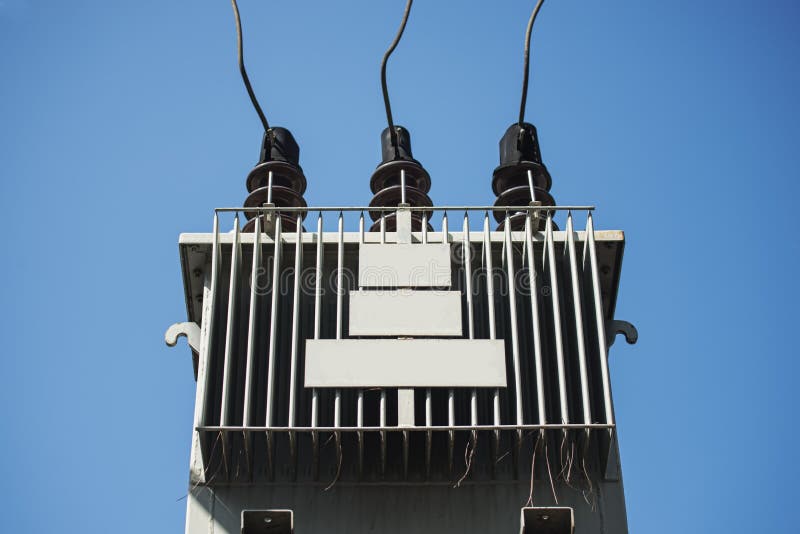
[380,125,414,162]
[371,125,430,193]
[259,127,300,165]
[492,122,552,194]
[247,127,307,194]
[499,122,541,166]
[491,122,556,231]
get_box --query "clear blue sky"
[1,1,798,532]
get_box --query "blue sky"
[1,1,799,532]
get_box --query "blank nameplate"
[304,339,507,388]
[358,243,451,287]
[349,290,462,337]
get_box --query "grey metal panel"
[185,475,627,534]
[348,290,462,336]
[304,339,507,387]
[358,243,452,287]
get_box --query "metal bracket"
[257,202,278,236]
[394,204,415,427]
[528,200,543,226]
[606,320,638,348]
[241,509,293,534]
[520,507,574,534]
[165,322,201,352]
[396,203,412,244]
[166,322,201,379]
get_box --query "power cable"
[519,0,546,126]
[380,0,414,157]
[231,0,271,135]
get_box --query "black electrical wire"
[380,0,414,156]
[519,0,546,126]
[231,0,271,134]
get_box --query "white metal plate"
[358,243,452,287]
[348,290,462,336]
[304,339,507,387]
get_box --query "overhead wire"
[231,0,272,136]
[518,0,546,126]
[380,0,414,156]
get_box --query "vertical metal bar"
[586,212,614,427]
[241,214,261,480]
[504,214,524,434]
[527,169,537,202]
[380,383,387,476]
[379,211,387,475]
[483,213,501,460]
[357,384,364,478]
[335,212,344,422]
[267,170,273,205]
[201,212,221,429]
[442,212,455,471]
[395,206,414,479]
[265,216,283,426]
[219,214,241,480]
[190,212,221,483]
[264,217,282,477]
[242,216,261,426]
[545,213,569,425]
[423,210,431,477]
[335,212,344,467]
[463,213,478,480]
[357,211,365,478]
[463,213,475,337]
[425,380,433,478]
[566,212,592,431]
[288,214,304,426]
[463,214,478,426]
[311,213,323,478]
[525,213,547,427]
[400,389,411,479]
[288,214,303,469]
[220,214,241,426]
[400,169,407,205]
